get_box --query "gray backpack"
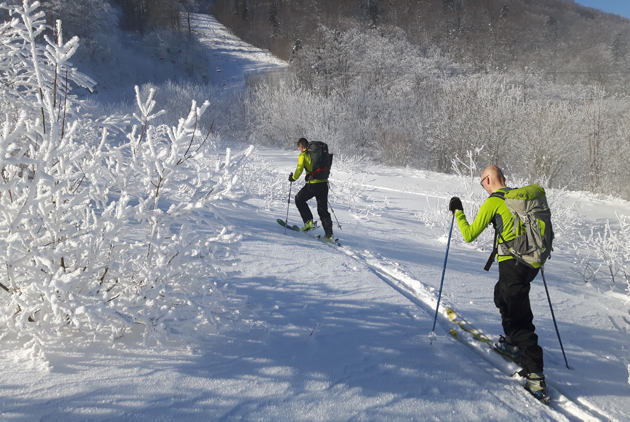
[485,185,554,270]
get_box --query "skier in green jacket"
[448,165,547,402]
[288,138,334,242]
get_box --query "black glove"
[288,172,294,182]
[449,197,463,214]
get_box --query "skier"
[448,165,547,401]
[288,138,335,242]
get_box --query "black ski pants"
[295,182,333,238]
[494,259,543,374]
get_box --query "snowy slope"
[189,14,286,88]
[1,14,630,422]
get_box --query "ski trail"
[337,244,618,422]
[188,13,286,87]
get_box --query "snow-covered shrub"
[0,1,253,359]
[134,79,254,144]
[232,150,287,210]
[328,153,386,219]
[571,215,630,294]
[420,149,495,249]
[413,193,452,239]
[414,150,487,244]
[243,25,467,164]
[455,151,496,248]
[571,228,603,284]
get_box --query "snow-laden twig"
[451,147,484,199]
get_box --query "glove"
[288,172,294,182]
[449,197,463,214]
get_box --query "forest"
[211,0,630,91]
[207,0,630,199]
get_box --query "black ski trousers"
[494,259,543,374]
[295,182,333,238]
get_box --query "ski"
[446,308,493,347]
[277,218,319,232]
[448,327,551,405]
[277,219,300,231]
[446,307,551,405]
[277,219,340,246]
[316,235,341,247]
[446,307,522,365]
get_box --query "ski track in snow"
[335,245,614,421]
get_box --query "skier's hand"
[288,172,294,182]
[449,197,463,214]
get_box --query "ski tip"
[524,386,551,405]
[277,219,300,231]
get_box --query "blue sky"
[574,0,630,19]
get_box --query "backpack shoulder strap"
[489,187,512,199]
[483,189,508,271]
[484,229,499,271]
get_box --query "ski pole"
[329,203,342,230]
[431,213,455,344]
[327,182,342,230]
[284,180,293,235]
[540,267,571,369]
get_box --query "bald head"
[480,166,506,194]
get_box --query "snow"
[1,13,630,422]
[189,14,286,88]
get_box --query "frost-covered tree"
[39,0,119,62]
[0,1,253,360]
[514,100,582,185]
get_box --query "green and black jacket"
[454,187,515,263]
[291,151,327,184]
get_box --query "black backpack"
[306,141,333,181]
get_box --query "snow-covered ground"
[1,14,630,422]
[189,14,286,88]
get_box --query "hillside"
[212,0,630,92]
[200,1,630,202]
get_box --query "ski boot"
[524,373,551,405]
[302,220,317,232]
[323,235,336,243]
[494,335,524,366]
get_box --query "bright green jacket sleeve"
[292,151,327,183]
[454,189,516,262]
